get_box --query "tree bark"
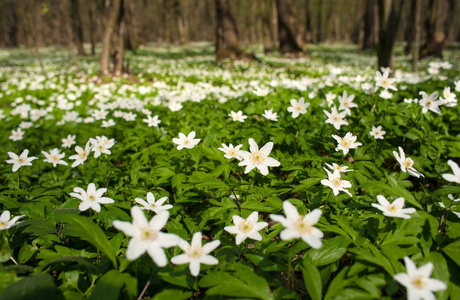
[276,0,304,54]
[215,0,252,62]
[100,0,121,75]
[404,0,417,55]
[420,0,446,58]
[69,0,85,55]
[362,0,378,50]
[377,0,405,71]
[413,0,421,72]
[316,0,323,43]
[173,0,187,45]
[304,0,312,43]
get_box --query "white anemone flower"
[42,148,68,167]
[238,138,280,176]
[172,131,201,150]
[393,147,424,178]
[441,160,460,183]
[324,106,348,130]
[218,143,243,160]
[113,206,179,266]
[370,125,386,140]
[171,232,220,277]
[269,201,323,249]
[229,110,247,122]
[69,183,114,213]
[224,211,268,245]
[332,132,362,155]
[394,256,446,300]
[371,195,416,219]
[135,192,173,214]
[6,149,38,172]
[0,210,24,230]
[287,97,310,118]
[321,168,352,196]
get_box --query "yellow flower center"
[238,220,254,233]
[403,158,414,169]
[249,150,266,165]
[0,221,6,228]
[331,177,343,187]
[293,216,313,234]
[188,246,203,259]
[140,227,158,241]
[411,276,427,289]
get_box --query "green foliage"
[0,44,459,298]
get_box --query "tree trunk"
[100,0,121,75]
[215,0,252,62]
[413,0,421,72]
[276,0,304,54]
[173,0,187,45]
[69,0,85,55]
[304,0,312,43]
[271,0,278,47]
[362,0,378,50]
[404,0,416,55]
[377,0,405,71]
[260,0,274,52]
[316,0,323,43]
[420,0,446,58]
[87,0,96,55]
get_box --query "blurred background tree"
[0,0,459,73]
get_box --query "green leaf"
[385,173,423,210]
[37,256,98,273]
[21,219,56,236]
[152,289,193,300]
[57,214,118,268]
[301,259,322,300]
[89,270,124,300]
[200,264,270,299]
[0,273,59,300]
[425,252,449,300]
[304,236,350,266]
[443,240,460,267]
[0,235,12,263]
[324,266,350,300]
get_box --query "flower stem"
[374,218,392,246]
[52,171,58,184]
[287,240,297,290]
[17,172,20,190]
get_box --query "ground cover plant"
[0,44,460,299]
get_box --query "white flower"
[455,80,460,92]
[90,136,115,158]
[419,91,443,114]
[394,256,446,300]
[113,206,179,265]
[375,70,397,91]
[287,97,310,118]
[332,132,362,155]
[442,160,460,183]
[321,168,352,196]
[143,115,161,127]
[42,148,68,167]
[338,91,357,115]
[379,89,393,99]
[218,143,243,160]
[370,125,386,140]
[393,147,424,178]
[9,128,24,141]
[238,138,280,176]
[0,210,24,230]
[253,86,270,96]
[172,131,201,150]
[6,149,38,172]
[262,109,278,121]
[61,134,76,148]
[123,112,137,121]
[439,194,460,218]
[324,106,348,130]
[325,162,353,173]
[440,87,457,107]
[224,211,268,245]
[93,109,108,120]
[371,195,416,219]
[171,232,220,277]
[168,101,183,112]
[102,119,116,127]
[269,201,323,249]
[135,192,173,214]
[69,141,91,168]
[229,110,247,123]
[69,182,114,213]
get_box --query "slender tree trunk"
[413,0,421,72]
[174,0,187,45]
[404,0,416,55]
[420,0,446,58]
[100,0,121,75]
[276,0,304,54]
[215,0,253,62]
[304,0,312,43]
[362,0,378,50]
[87,0,96,55]
[377,0,405,71]
[271,0,278,47]
[316,0,323,43]
[69,0,85,55]
[261,0,274,52]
